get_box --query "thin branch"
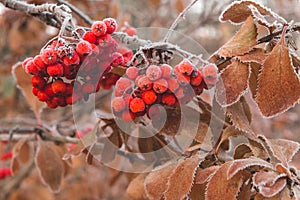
[56,0,93,26]
[163,0,199,42]
[257,25,300,44]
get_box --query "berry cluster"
[0,167,12,180]
[111,60,218,122]
[22,18,133,108]
[0,151,13,161]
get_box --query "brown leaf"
[269,139,300,162]
[216,126,243,153]
[255,38,300,117]
[253,171,286,188]
[226,98,255,137]
[216,60,250,106]
[126,173,148,200]
[194,165,220,184]
[12,62,45,122]
[255,187,294,200]
[205,162,244,200]
[174,0,184,13]
[144,162,177,200]
[189,184,206,200]
[164,154,205,200]
[218,16,257,57]
[237,48,267,65]
[35,141,64,193]
[227,157,273,180]
[249,62,261,98]
[220,0,271,24]
[237,181,252,200]
[259,178,287,198]
[12,137,31,164]
[233,143,254,159]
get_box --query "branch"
[163,0,199,42]
[257,25,300,44]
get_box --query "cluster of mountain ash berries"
[111,60,218,122]
[22,18,133,108]
[0,151,13,180]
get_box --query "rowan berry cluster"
[111,60,218,122]
[22,18,133,108]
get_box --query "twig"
[56,0,93,26]
[257,25,300,44]
[163,0,199,42]
[0,159,35,200]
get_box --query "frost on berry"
[104,18,117,34]
[137,76,153,91]
[91,21,107,37]
[115,77,132,97]
[201,63,219,85]
[178,59,194,75]
[146,65,162,81]
[82,31,97,44]
[76,40,92,56]
[126,67,139,80]
[160,64,172,78]
[47,63,64,77]
[153,79,168,94]
[41,48,58,65]
[111,97,126,112]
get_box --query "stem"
[163,0,199,42]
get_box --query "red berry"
[162,93,176,106]
[22,57,33,69]
[112,97,126,112]
[119,47,133,59]
[91,43,101,55]
[129,97,145,113]
[146,65,162,81]
[33,55,47,72]
[103,18,117,34]
[160,64,172,78]
[97,34,113,48]
[110,52,124,67]
[52,96,66,107]
[121,110,135,122]
[115,77,132,97]
[137,76,153,91]
[31,75,46,89]
[44,83,55,97]
[63,51,80,66]
[25,60,39,75]
[201,63,218,85]
[65,83,73,96]
[37,91,49,102]
[153,78,168,94]
[32,87,39,96]
[190,70,203,86]
[52,79,66,94]
[175,87,184,99]
[167,78,179,92]
[46,100,58,108]
[41,48,58,65]
[83,31,97,44]
[178,59,194,75]
[91,21,107,37]
[126,67,139,80]
[0,151,13,160]
[177,74,190,85]
[141,90,157,105]
[76,40,92,56]
[47,63,64,77]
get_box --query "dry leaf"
[249,62,261,98]
[12,62,45,123]
[227,157,273,180]
[237,181,253,200]
[35,140,64,193]
[174,0,184,13]
[220,0,271,24]
[189,183,206,200]
[269,139,300,162]
[237,48,267,65]
[253,171,286,188]
[259,178,287,198]
[216,60,250,106]
[233,143,254,159]
[126,173,148,200]
[216,126,243,152]
[164,154,205,200]
[194,165,220,184]
[255,38,300,117]
[218,16,257,58]
[255,187,294,200]
[144,162,177,200]
[205,162,244,200]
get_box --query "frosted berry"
[160,64,172,78]
[110,52,124,67]
[141,90,157,105]
[52,79,66,94]
[37,91,49,102]
[33,55,46,72]
[190,70,203,86]
[115,77,132,97]
[76,40,92,56]
[41,48,58,65]
[82,31,97,44]
[126,67,139,80]
[167,78,179,92]
[63,51,80,66]
[103,18,117,34]
[31,76,46,89]
[47,63,64,77]
[153,78,168,94]
[124,26,137,36]
[91,21,107,37]
[121,110,134,122]
[112,97,126,112]
[201,63,218,85]
[22,57,33,69]
[146,65,162,81]
[177,59,194,75]
[97,34,113,49]
[129,97,145,113]
[137,76,153,91]
[177,74,190,85]
[25,60,39,75]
